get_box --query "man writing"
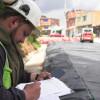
[0,0,51,100]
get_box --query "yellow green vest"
[0,41,12,89]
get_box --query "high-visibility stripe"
[0,41,12,89]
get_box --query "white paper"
[39,77,72,97]
[16,77,72,100]
[39,94,60,100]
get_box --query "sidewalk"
[24,44,47,73]
[94,37,100,43]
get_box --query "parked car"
[49,33,64,37]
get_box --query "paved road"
[44,42,100,100]
[62,42,100,99]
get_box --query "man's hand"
[36,71,51,81]
[30,71,51,81]
[23,82,41,100]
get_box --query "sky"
[35,0,100,28]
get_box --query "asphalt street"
[54,42,100,99]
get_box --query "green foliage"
[32,41,41,49]
[27,35,41,49]
[28,35,34,44]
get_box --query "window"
[77,17,81,22]
[83,16,87,21]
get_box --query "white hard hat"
[8,0,41,27]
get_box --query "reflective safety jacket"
[0,41,12,89]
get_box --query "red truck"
[80,28,94,43]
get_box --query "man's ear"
[8,16,20,29]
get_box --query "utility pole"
[71,0,77,37]
[64,0,67,36]
[64,0,69,37]
[74,9,77,37]
[64,0,67,13]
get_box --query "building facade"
[66,10,100,37]
[40,16,59,31]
